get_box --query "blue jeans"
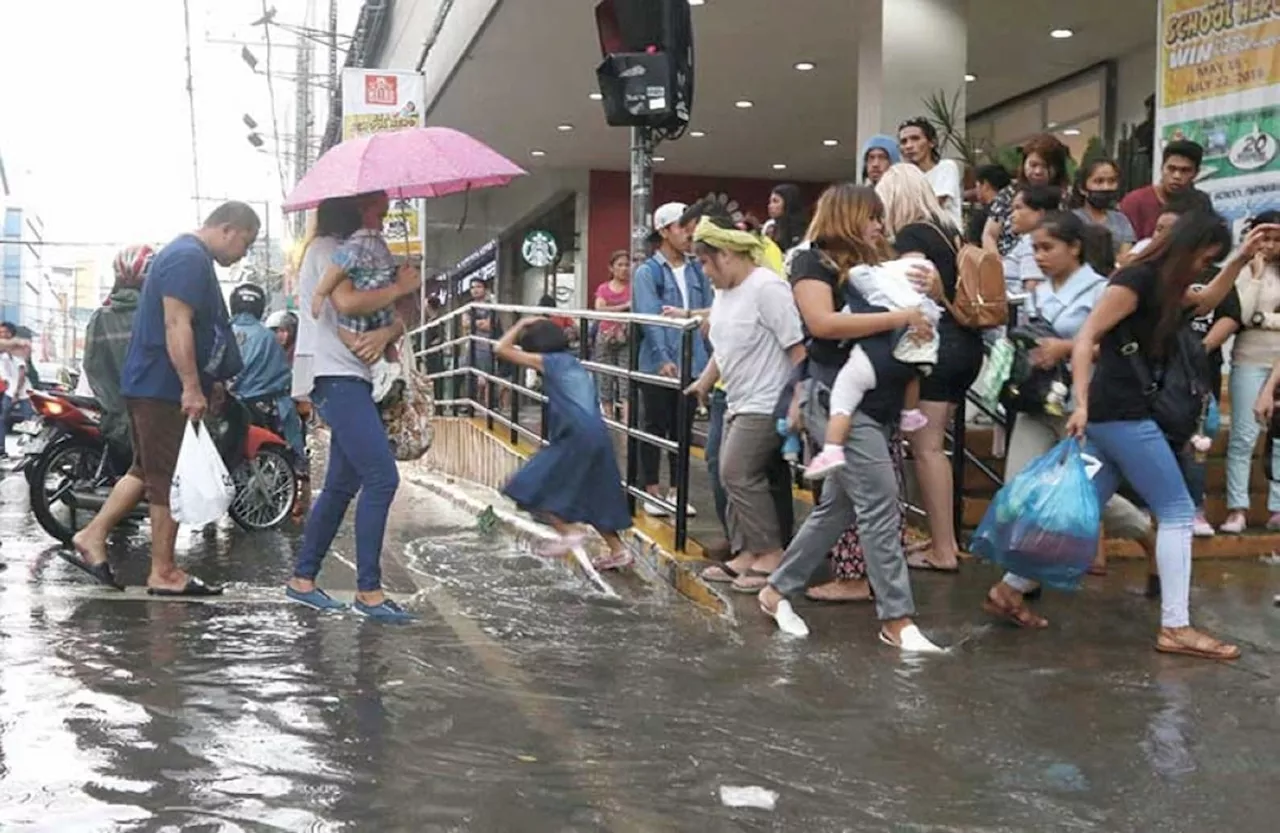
[293,376,400,592]
[1227,364,1280,511]
[1086,419,1194,627]
[0,394,34,455]
[705,387,795,546]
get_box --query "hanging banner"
[1157,1,1280,235]
[341,69,426,257]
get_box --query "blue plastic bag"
[1204,395,1221,438]
[971,438,1102,590]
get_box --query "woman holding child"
[285,192,422,621]
[755,183,945,650]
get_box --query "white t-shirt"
[671,261,690,309]
[292,235,371,399]
[708,267,805,416]
[0,353,27,400]
[924,159,963,229]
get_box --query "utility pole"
[292,0,318,238]
[629,126,655,268]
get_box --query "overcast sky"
[0,0,361,265]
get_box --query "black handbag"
[1117,323,1210,448]
[1002,279,1104,416]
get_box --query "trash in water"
[719,785,778,810]
[516,754,538,763]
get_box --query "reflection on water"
[0,483,1277,831]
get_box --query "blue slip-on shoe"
[286,586,349,611]
[352,597,417,623]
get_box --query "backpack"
[1118,323,1210,448]
[928,224,1008,329]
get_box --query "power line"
[182,0,201,225]
[259,0,290,203]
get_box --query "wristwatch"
[1252,311,1267,327]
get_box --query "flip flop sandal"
[905,539,933,554]
[147,576,224,597]
[982,595,1049,629]
[57,548,124,591]
[906,552,960,573]
[1155,634,1241,660]
[699,563,741,583]
[730,569,773,594]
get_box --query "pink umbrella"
[282,126,526,212]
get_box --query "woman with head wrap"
[686,217,808,592]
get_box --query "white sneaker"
[880,624,948,654]
[643,497,669,517]
[666,489,696,517]
[760,598,810,637]
[1219,513,1247,535]
[1193,513,1215,538]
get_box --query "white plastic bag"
[170,420,236,525]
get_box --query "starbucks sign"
[521,229,558,268]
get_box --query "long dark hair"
[1127,209,1232,354]
[1071,158,1123,209]
[1038,211,1114,276]
[769,183,809,249]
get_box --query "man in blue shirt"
[67,201,259,595]
[631,201,713,517]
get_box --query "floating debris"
[477,505,499,535]
[719,785,778,810]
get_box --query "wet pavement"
[1,467,1279,832]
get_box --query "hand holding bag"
[170,420,237,526]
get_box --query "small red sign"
[365,75,398,106]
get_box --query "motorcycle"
[24,389,298,544]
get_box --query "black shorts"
[919,320,984,405]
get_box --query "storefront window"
[969,66,1108,161]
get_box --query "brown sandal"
[982,588,1049,629]
[1155,628,1241,660]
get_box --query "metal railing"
[411,302,704,551]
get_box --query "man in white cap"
[631,201,713,517]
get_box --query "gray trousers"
[770,408,915,622]
[721,412,785,554]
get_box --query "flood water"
[1,471,1278,832]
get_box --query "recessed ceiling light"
[772,163,787,170]
[822,139,839,147]
[557,124,573,132]
[1050,28,1074,38]
[690,130,706,138]
[688,0,706,6]
[1062,128,1081,136]
[735,100,754,109]
[589,92,602,101]
[965,73,976,82]
[794,61,815,72]
[653,156,666,162]
[530,150,546,157]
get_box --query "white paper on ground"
[719,785,778,810]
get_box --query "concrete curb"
[404,465,731,619]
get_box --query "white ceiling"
[424,0,1160,181]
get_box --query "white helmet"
[265,310,297,331]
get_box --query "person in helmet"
[265,310,298,365]
[229,283,306,464]
[80,244,156,458]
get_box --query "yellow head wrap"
[692,216,765,265]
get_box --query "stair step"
[962,495,1278,530]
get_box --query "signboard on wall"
[1157,1,1280,234]
[341,69,425,257]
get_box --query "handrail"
[414,300,701,551]
[409,301,704,338]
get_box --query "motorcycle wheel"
[228,446,297,531]
[30,438,105,545]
